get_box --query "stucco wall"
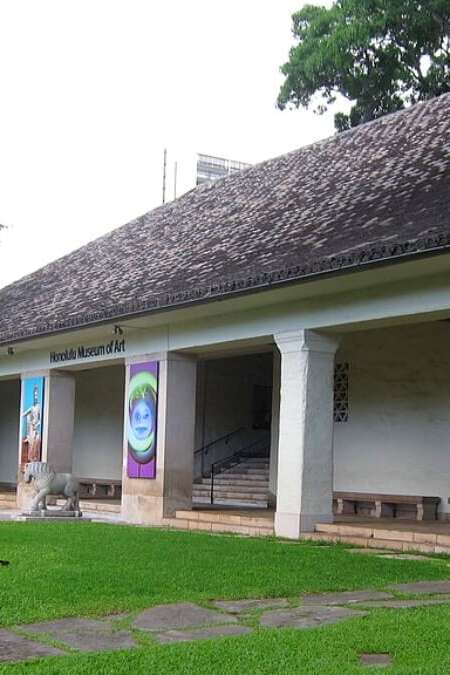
[334,322,450,515]
[72,365,124,480]
[195,353,273,450]
[0,379,20,484]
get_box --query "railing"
[193,427,246,479]
[209,436,270,505]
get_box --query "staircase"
[192,456,270,508]
[0,490,16,510]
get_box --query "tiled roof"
[2,94,450,345]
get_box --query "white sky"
[0,0,337,289]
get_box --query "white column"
[268,348,281,507]
[122,352,197,525]
[44,372,76,472]
[274,330,338,538]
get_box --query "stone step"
[220,470,269,479]
[304,531,450,555]
[192,488,268,501]
[55,498,121,514]
[199,478,269,488]
[0,499,16,509]
[311,522,450,555]
[192,497,269,508]
[0,492,16,502]
[227,464,269,476]
[166,509,275,536]
[193,483,268,494]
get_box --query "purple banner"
[127,361,158,479]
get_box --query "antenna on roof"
[173,161,178,200]
[162,148,167,204]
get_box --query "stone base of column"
[121,494,163,526]
[275,511,333,539]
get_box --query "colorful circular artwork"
[127,370,157,464]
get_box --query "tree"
[278,0,450,131]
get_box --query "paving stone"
[387,581,450,594]
[213,598,289,614]
[300,591,392,606]
[22,617,136,653]
[155,625,252,643]
[352,596,450,609]
[360,653,392,667]
[260,605,367,629]
[24,618,109,635]
[0,629,65,662]
[133,603,237,632]
[49,628,136,652]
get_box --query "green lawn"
[1,521,450,673]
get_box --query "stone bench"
[333,492,440,521]
[79,478,122,500]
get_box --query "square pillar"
[268,348,281,508]
[121,352,197,525]
[17,371,75,510]
[44,373,76,472]
[274,330,339,538]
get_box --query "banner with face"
[127,361,158,479]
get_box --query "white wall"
[334,322,450,515]
[72,365,124,480]
[0,379,20,484]
[195,353,273,449]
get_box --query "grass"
[1,521,450,672]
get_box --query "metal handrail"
[209,437,270,505]
[193,427,245,478]
[193,427,245,455]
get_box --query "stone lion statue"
[24,462,80,512]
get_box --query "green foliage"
[278,0,450,131]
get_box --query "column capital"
[274,329,339,355]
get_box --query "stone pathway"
[3,581,450,664]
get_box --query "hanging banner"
[20,376,45,469]
[127,361,158,479]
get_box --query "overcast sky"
[0,0,337,288]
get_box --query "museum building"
[2,93,450,541]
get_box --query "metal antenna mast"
[162,148,167,204]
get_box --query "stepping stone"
[352,596,450,609]
[155,625,252,643]
[0,629,65,662]
[214,598,289,614]
[300,591,392,606]
[360,653,392,667]
[22,617,136,652]
[133,603,237,632]
[24,618,109,634]
[260,605,367,629]
[387,581,450,594]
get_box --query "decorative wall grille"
[334,362,349,422]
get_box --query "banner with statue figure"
[127,361,158,479]
[20,376,45,469]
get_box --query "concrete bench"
[333,491,440,521]
[79,478,122,500]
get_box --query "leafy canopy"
[278,0,450,131]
